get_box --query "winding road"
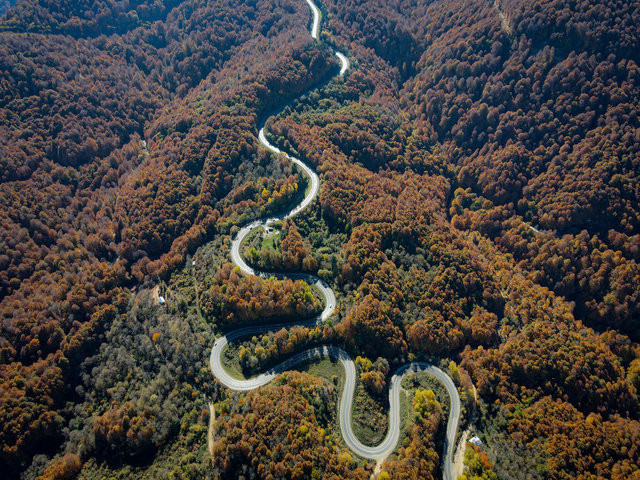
[209,1,461,478]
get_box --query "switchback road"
[209,1,462,476]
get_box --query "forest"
[1,0,639,479]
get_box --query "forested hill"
[1,0,639,479]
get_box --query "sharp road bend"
[209,1,462,478]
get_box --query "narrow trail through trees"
[493,0,512,34]
[209,1,462,477]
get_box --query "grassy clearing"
[221,342,248,380]
[395,388,413,456]
[239,224,282,258]
[350,381,388,446]
[261,231,281,251]
[299,356,345,390]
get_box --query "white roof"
[469,436,483,446]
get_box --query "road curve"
[305,0,321,39]
[209,1,461,477]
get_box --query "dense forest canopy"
[0,0,639,479]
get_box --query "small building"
[158,296,166,305]
[469,436,483,447]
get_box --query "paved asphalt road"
[209,1,461,477]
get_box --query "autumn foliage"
[212,372,369,480]
[93,401,158,458]
[0,0,335,474]
[1,0,640,478]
